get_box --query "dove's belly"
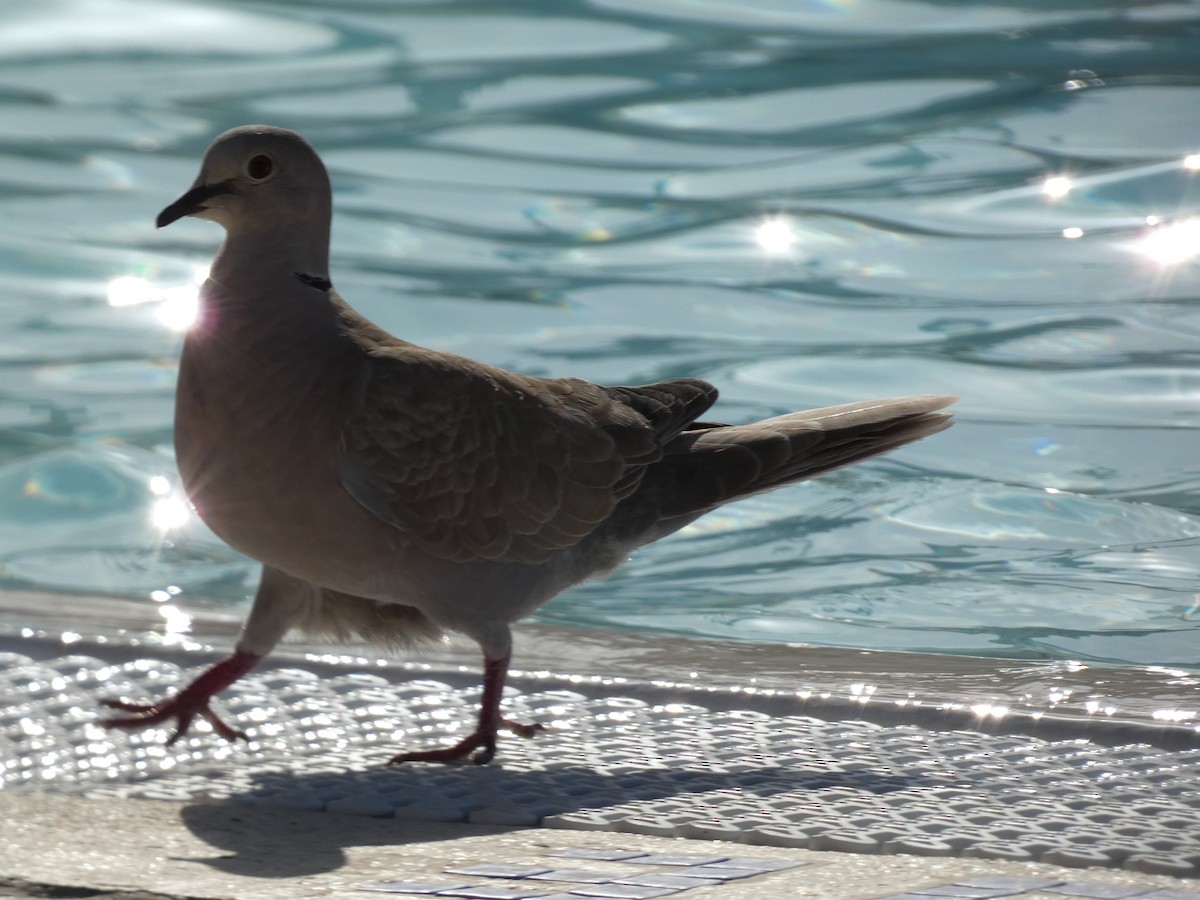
[179,416,623,640]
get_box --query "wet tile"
[907,886,1024,898]
[670,865,763,881]
[565,886,681,900]
[623,854,729,866]
[444,865,551,879]
[1044,885,1153,899]
[955,877,1065,891]
[709,857,803,871]
[613,873,720,889]
[435,887,546,900]
[548,849,648,862]
[362,882,473,895]
[526,868,616,884]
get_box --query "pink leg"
[100,651,260,746]
[390,654,543,766]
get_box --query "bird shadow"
[178,760,937,879]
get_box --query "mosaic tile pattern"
[362,849,1200,898]
[365,849,802,896]
[879,882,1200,899]
[2,650,1200,878]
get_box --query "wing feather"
[339,345,717,563]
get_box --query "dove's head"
[157,125,332,236]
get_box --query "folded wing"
[339,345,717,563]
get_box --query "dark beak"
[156,180,233,228]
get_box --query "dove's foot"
[389,718,544,766]
[100,696,249,745]
[99,650,260,746]
[389,651,543,765]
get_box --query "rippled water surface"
[2,0,1199,668]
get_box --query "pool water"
[1,0,1199,669]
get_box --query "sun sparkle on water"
[105,275,159,307]
[106,267,205,332]
[158,604,193,636]
[1042,176,1072,199]
[1137,218,1200,266]
[755,216,798,255]
[151,494,191,532]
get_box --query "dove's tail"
[640,394,955,539]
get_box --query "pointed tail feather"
[743,393,955,492]
[655,394,955,520]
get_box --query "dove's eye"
[246,154,274,181]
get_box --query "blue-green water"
[1,0,1200,668]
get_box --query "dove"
[100,125,954,764]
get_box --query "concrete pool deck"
[2,591,1200,898]
[4,791,1200,900]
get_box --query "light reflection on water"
[1138,218,1200,267]
[0,0,1198,671]
[106,269,203,332]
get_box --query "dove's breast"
[172,292,398,587]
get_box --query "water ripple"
[0,0,1198,667]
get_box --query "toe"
[501,719,544,739]
[389,731,497,766]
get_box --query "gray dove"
[101,125,954,764]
